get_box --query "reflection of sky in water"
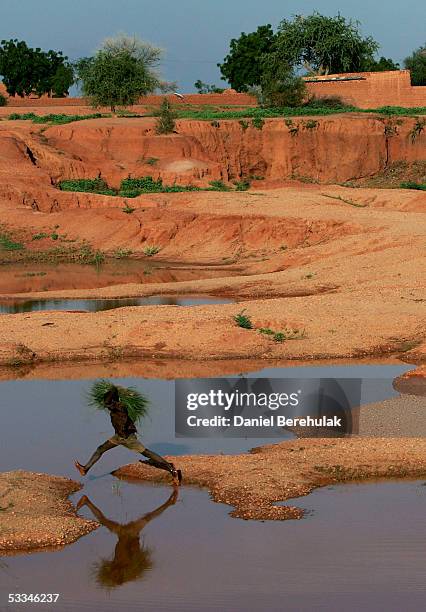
[0,364,411,479]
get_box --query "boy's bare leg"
[140,448,182,485]
[75,440,117,475]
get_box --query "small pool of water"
[3,478,426,611]
[0,260,239,294]
[0,296,233,313]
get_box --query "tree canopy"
[274,13,379,75]
[404,44,426,86]
[218,13,389,99]
[75,34,167,111]
[0,39,74,97]
[218,25,276,92]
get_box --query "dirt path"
[0,471,97,554]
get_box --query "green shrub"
[400,181,426,190]
[252,116,265,130]
[58,178,116,195]
[77,243,105,265]
[32,232,48,240]
[146,157,159,165]
[143,245,160,256]
[209,180,230,191]
[155,99,176,134]
[233,309,253,329]
[114,248,133,258]
[304,95,349,109]
[234,180,251,191]
[0,232,24,251]
[123,203,136,214]
[0,93,7,107]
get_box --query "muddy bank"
[0,470,97,553]
[115,437,426,521]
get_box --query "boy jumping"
[75,386,182,486]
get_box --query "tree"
[404,44,426,86]
[75,34,166,111]
[260,54,306,107]
[274,13,379,75]
[362,56,399,72]
[194,79,224,94]
[0,39,74,97]
[218,25,277,91]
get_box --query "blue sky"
[2,0,425,92]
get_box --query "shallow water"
[0,296,233,314]
[3,478,426,611]
[1,364,421,611]
[0,260,237,294]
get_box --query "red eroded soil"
[0,114,424,367]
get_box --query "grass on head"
[87,379,150,423]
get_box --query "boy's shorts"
[108,433,146,453]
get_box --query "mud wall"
[304,70,426,109]
[0,84,256,108]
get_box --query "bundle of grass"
[87,379,150,423]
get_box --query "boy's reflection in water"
[76,489,178,588]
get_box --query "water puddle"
[0,296,233,313]
[1,364,423,611]
[0,260,238,294]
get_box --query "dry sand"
[0,471,97,554]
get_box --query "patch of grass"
[252,116,264,130]
[58,178,116,196]
[146,157,159,165]
[123,203,136,214]
[259,327,306,342]
[143,245,160,256]
[400,181,426,190]
[32,232,48,240]
[8,112,108,125]
[114,248,133,259]
[258,327,275,336]
[234,180,251,191]
[77,243,105,265]
[239,120,249,131]
[233,309,253,329]
[303,119,319,130]
[285,118,299,136]
[172,105,426,122]
[0,232,24,251]
[209,180,230,191]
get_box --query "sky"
[1,0,425,92]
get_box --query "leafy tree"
[362,56,399,72]
[194,79,224,94]
[274,13,379,75]
[260,54,306,107]
[155,98,176,134]
[0,39,73,97]
[218,25,277,91]
[75,34,165,111]
[404,44,426,86]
